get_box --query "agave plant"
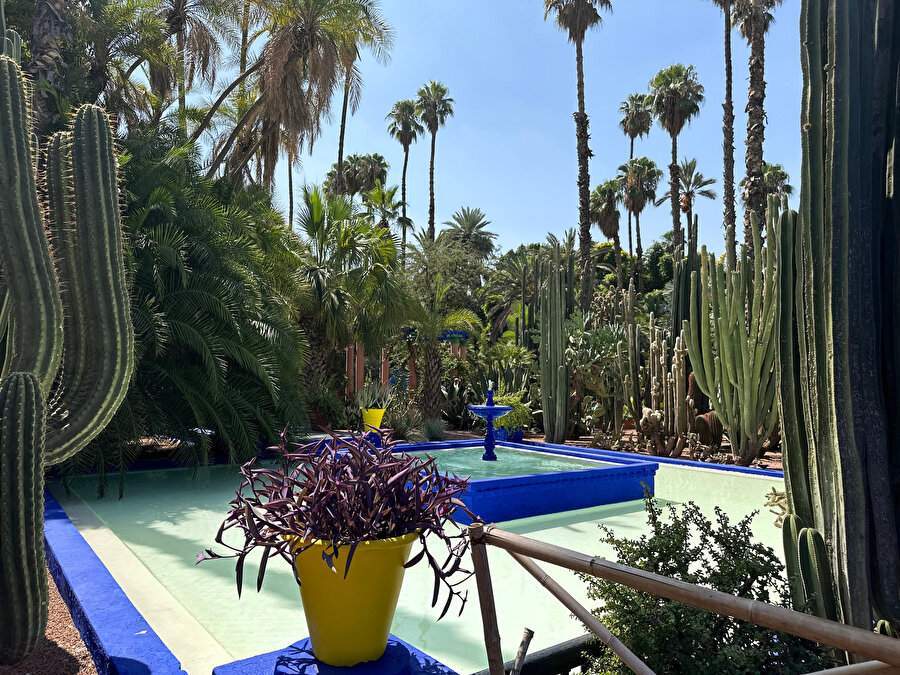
[355,381,392,410]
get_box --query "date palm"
[544,0,613,314]
[415,80,454,242]
[655,157,717,243]
[443,207,497,260]
[617,157,663,294]
[618,92,652,277]
[590,179,624,294]
[709,0,737,255]
[740,161,793,204]
[649,63,704,259]
[386,99,424,266]
[733,0,782,255]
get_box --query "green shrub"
[494,391,531,431]
[583,496,833,675]
[384,395,424,442]
[423,418,447,441]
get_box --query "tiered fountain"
[467,381,512,461]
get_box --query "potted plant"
[494,392,532,442]
[355,381,393,431]
[198,431,473,667]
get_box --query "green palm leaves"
[416,80,454,242]
[543,0,612,43]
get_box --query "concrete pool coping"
[44,444,784,674]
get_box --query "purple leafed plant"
[197,429,475,619]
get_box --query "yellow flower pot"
[361,407,386,431]
[291,533,416,667]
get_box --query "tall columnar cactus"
[642,321,694,458]
[539,246,568,444]
[0,55,134,664]
[0,0,22,61]
[682,199,779,466]
[617,280,646,443]
[775,0,900,635]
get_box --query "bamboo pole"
[509,551,654,675]
[469,524,505,675]
[481,526,900,667]
[806,663,900,674]
[510,628,534,675]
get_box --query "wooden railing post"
[469,523,505,675]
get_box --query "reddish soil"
[0,570,98,675]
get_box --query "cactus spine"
[539,245,568,444]
[0,55,133,664]
[682,199,779,466]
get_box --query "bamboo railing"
[467,523,900,675]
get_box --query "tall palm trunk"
[191,60,262,143]
[613,230,624,297]
[722,0,737,260]
[428,131,437,242]
[422,341,442,419]
[627,136,635,287]
[205,96,264,179]
[743,0,767,259]
[177,29,187,132]
[335,70,352,194]
[401,145,409,266]
[29,0,72,133]
[635,212,644,294]
[668,133,681,257]
[288,159,294,226]
[573,39,593,315]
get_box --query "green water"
[56,454,784,675]
[405,445,612,479]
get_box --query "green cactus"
[641,320,694,458]
[682,199,779,466]
[617,279,647,444]
[797,527,839,623]
[539,245,568,444]
[0,0,22,62]
[0,55,133,664]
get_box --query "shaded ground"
[0,570,98,675]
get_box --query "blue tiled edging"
[43,491,187,675]
[213,635,457,675]
[395,439,659,524]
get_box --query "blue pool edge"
[43,490,188,675]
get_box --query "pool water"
[405,445,612,480]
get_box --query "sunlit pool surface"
[54,446,784,675]
[404,445,613,480]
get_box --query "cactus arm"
[0,57,64,394]
[0,373,48,664]
[799,527,839,622]
[43,106,134,464]
[782,514,806,613]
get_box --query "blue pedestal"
[213,635,457,675]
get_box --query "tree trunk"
[574,40,593,315]
[613,229,624,299]
[177,29,187,133]
[190,61,262,144]
[288,158,294,226]
[401,146,409,267]
[428,131,436,242]
[627,136,635,287]
[29,0,72,134]
[205,96,263,179]
[669,133,682,257]
[635,212,644,295]
[743,0,767,261]
[722,0,737,261]
[335,69,351,194]
[422,341,442,420]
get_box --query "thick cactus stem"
[0,373,48,664]
[540,246,569,444]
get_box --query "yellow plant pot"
[291,533,417,667]
[361,407,386,431]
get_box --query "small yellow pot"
[360,407,386,431]
[291,533,416,667]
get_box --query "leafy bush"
[384,395,424,442]
[304,378,346,429]
[423,418,448,441]
[583,496,832,675]
[443,380,478,430]
[494,391,531,431]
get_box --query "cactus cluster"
[617,280,646,442]
[539,245,569,444]
[516,255,541,349]
[0,54,133,663]
[0,0,22,62]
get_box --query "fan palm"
[544,0,613,314]
[655,158,717,241]
[386,99,424,265]
[442,207,497,260]
[618,92,652,273]
[617,157,663,294]
[733,0,783,254]
[325,152,388,200]
[365,181,403,230]
[590,180,623,294]
[415,80,454,242]
[650,64,705,259]
[412,275,479,420]
[709,0,737,251]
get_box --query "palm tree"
[415,80,454,242]
[442,207,497,260]
[543,0,613,315]
[364,181,403,230]
[386,99,423,266]
[655,158,717,242]
[590,180,623,294]
[618,92,652,277]
[333,5,392,193]
[413,275,478,420]
[617,157,663,294]
[733,0,783,253]
[649,63,705,259]
[324,152,388,200]
[740,161,793,204]
[710,0,737,253]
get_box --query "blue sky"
[275,0,802,257]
